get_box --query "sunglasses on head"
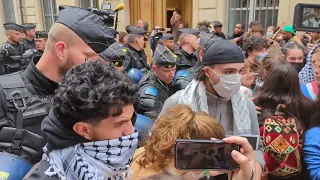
[110,60,123,67]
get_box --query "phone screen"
[175,140,240,170]
[240,135,259,150]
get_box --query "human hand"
[209,136,256,180]
[307,43,314,52]
[234,37,241,42]
[291,36,303,46]
[279,21,286,29]
[261,166,269,180]
[173,11,177,16]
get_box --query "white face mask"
[208,68,241,98]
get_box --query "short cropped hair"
[53,60,139,128]
[127,34,142,44]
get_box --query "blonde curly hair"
[138,104,225,170]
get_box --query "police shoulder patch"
[144,87,158,96]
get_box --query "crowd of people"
[0,5,320,180]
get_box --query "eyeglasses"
[110,60,123,67]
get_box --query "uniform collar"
[22,56,58,95]
[179,48,195,60]
[125,44,143,53]
[150,71,173,89]
[25,38,34,44]
[6,41,19,47]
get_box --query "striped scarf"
[43,132,139,180]
[301,81,319,101]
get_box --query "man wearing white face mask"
[160,39,264,180]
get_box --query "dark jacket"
[0,57,57,164]
[174,48,198,71]
[0,41,25,74]
[20,38,36,51]
[123,44,150,74]
[23,109,88,179]
[136,71,174,119]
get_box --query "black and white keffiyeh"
[43,131,139,180]
[299,42,319,85]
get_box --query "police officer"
[136,44,176,119]
[20,23,36,50]
[0,23,25,74]
[100,42,126,71]
[160,33,175,52]
[174,33,222,91]
[34,31,48,57]
[213,21,226,39]
[0,5,115,164]
[174,28,200,71]
[123,26,150,74]
[20,31,49,70]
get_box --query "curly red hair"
[138,104,225,170]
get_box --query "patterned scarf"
[299,42,319,85]
[178,80,252,135]
[43,132,139,180]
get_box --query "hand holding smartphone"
[175,137,256,180]
[175,139,241,170]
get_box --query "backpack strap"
[0,73,29,156]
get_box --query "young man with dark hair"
[213,21,226,39]
[0,6,115,165]
[243,35,269,65]
[161,40,265,179]
[24,60,139,179]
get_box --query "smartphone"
[240,135,259,150]
[175,139,240,170]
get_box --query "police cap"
[202,40,244,66]
[3,22,23,32]
[35,31,48,39]
[21,23,36,30]
[56,5,116,53]
[126,25,146,35]
[178,28,200,36]
[199,32,222,48]
[162,33,173,40]
[100,42,125,67]
[213,21,223,28]
[153,44,177,68]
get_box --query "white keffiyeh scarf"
[43,131,139,180]
[299,42,319,85]
[178,80,252,135]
